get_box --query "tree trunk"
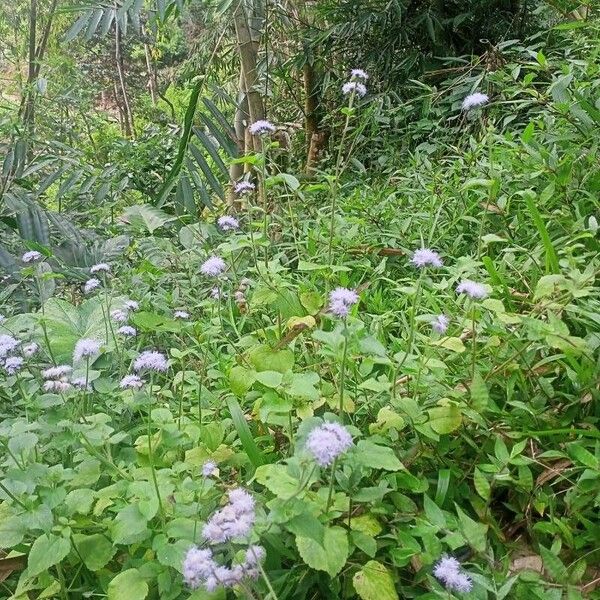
[114,18,135,137]
[228,70,251,206]
[233,1,264,151]
[22,0,37,139]
[142,25,158,106]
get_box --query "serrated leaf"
[427,404,462,434]
[296,526,348,577]
[355,440,403,471]
[470,372,489,411]
[353,560,398,600]
[27,534,71,578]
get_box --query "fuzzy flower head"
[0,334,20,359]
[217,216,239,232]
[42,365,72,380]
[342,81,367,97]
[432,314,450,334]
[124,300,139,311]
[90,263,111,274]
[234,181,255,195]
[200,256,226,277]
[183,547,216,589]
[0,315,5,324]
[22,250,42,263]
[117,325,137,337]
[328,287,359,318]
[248,120,275,136]
[350,68,368,80]
[120,374,144,389]
[71,377,91,391]
[110,309,128,323]
[433,555,473,593]
[462,92,489,111]
[22,342,39,357]
[133,350,168,373]
[73,338,101,362]
[210,287,222,300]
[202,461,218,478]
[84,278,101,294]
[306,422,353,467]
[411,248,443,268]
[43,380,72,393]
[456,279,488,300]
[3,356,24,375]
[202,488,255,544]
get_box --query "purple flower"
[120,374,144,389]
[432,314,450,334]
[183,547,217,589]
[306,422,353,467]
[248,120,275,136]
[90,263,111,274]
[71,377,91,391]
[22,250,42,263]
[342,81,367,97]
[411,248,443,268]
[42,365,72,380]
[0,334,20,359]
[201,256,226,277]
[462,92,489,111]
[433,555,473,593]
[117,325,137,337]
[22,342,39,357]
[234,181,255,195]
[110,309,128,323]
[84,278,101,294]
[210,287,222,300]
[350,68,368,80]
[124,300,139,311]
[43,380,72,393]
[133,350,168,373]
[174,310,190,320]
[73,338,101,362]
[202,488,255,544]
[0,315,5,324]
[218,216,239,232]
[456,279,488,300]
[3,356,24,375]
[202,461,217,478]
[328,287,359,318]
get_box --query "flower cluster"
[234,180,255,195]
[202,488,256,544]
[218,215,239,232]
[248,120,275,136]
[73,338,101,362]
[328,287,359,318]
[42,365,72,393]
[174,310,190,320]
[462,92,489,111]
[84,278,101,294]
[117,325,137,337]
[202,461,218,478]
[456,279,488,300]
[433,555,473,593]
[411,248,443,268]
[201,256,226,277]
[90,263,111,274]
[182,544,265,592]
[432,314,450,334]
[22,250,42,263]
[3,356,24,375]
[133,350,168,373]
[306,422,353,467]
[120,374,144,390]
[342,81,367,97]
[0,334,20,360]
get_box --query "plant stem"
[325,458,337,513]
[258,559,280,600]
[338,319,349,418]
[147,376,166,527]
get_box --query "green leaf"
[455,505,488,552]
[226,397,266,469]
[431,337,466,353]
[567,444,599,470]
[539,546,568,583]
[473,468,491,501]
[355,440,403,471]
[369,407,405,434]
[427,404,462,434]
[107,568,149,600]
[353,560,399,600]
[27,534,71,578]
[254,464,299,498]
[255,370,284,388]
[470,372,489,411]
[73,533,116,571]
[110,505,150,545]
[122,205,175,234]
[350,531,377,557]
[296,526,348,577]
[248,344,295,373]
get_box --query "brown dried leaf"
[535,458,572,486]
[510,554,543,574]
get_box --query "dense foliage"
[1,1,599,599]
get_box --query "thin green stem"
[338,320,349,418]
[325,458,337,513]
